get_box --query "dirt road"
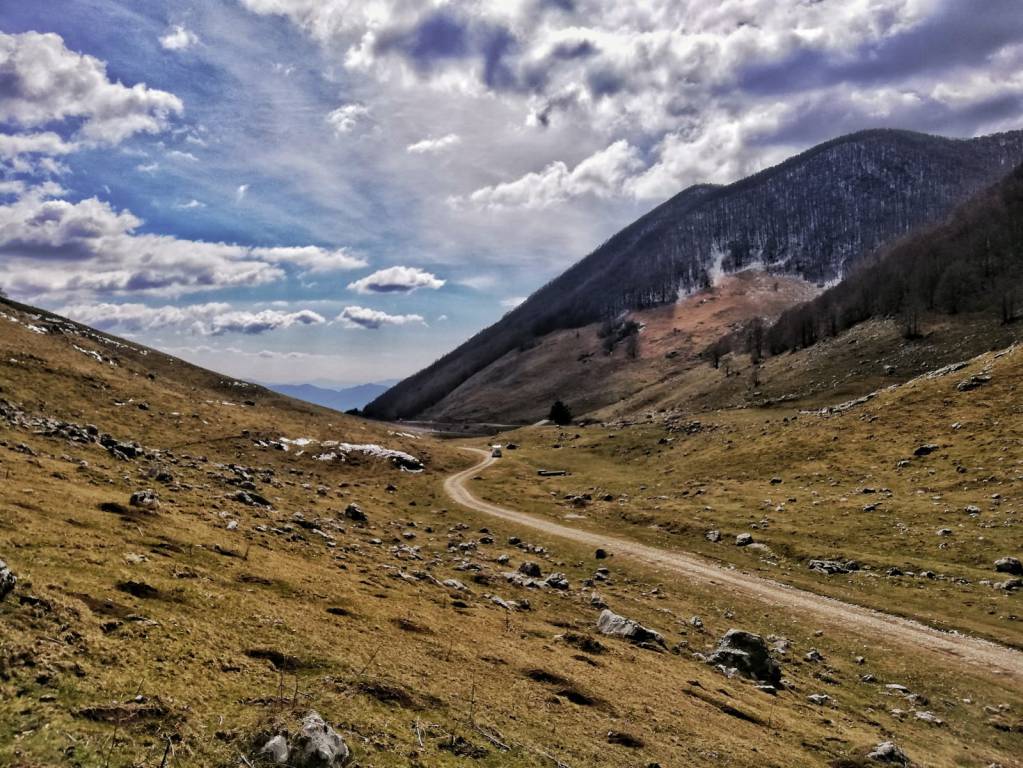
[445,448,1023,681]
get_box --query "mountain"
[264,381,394,412]
[366,128,1023,423]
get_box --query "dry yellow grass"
[1,300,1021,767]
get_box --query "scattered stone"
[804,648,824,663]
[914,710,943,725]
[913,444,939,457]
[735,533,753,547]
[291,711,351,766]
[705,530,721,543]
[234,490,271,508]
[343,503,367,523]
[129,489,160,511]
[994,557,1023,576]
[867,741,909,765]
[706,630,781,686]
[518,561,542,578]
[594,548,608,559]
[957,374,991,392]
[543,573,570,590]
[808,559,859,575]
[0,558,16,600]
[596,608,666,649]
[807,693,831,706]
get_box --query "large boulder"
[0,558,15,600]
[706,629,781,686]
[292,711,350,767]
[596,609,666,649]
[994,556,1023,576]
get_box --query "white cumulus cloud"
[460,140,644,210]
[337,305,426,329]
[0,31,183,145]
[60,302,326,336]
[347,266,445,294]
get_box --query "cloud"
[167,150,198,162]
[175,199,205,209]
[500,296,526,309]
[460,139,644,209]
[407,133,461,154]
[337,305,426,329]
[250,245,367,273]
[160,25,199,51]
[135,162,160,174]
[0,31,183,144]
[59,301,326,336]
[326,103,370,135]
[0,186,363,299]
[347,266,445,294]
[0,132,77,160]
[236,184,249,202]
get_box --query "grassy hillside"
[1,298,1021,767]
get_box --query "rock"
[343,503,367,522]
[957,374,991,391]
[804,648,824,662]
[292,711,351,767]
[594,548,608,559]
[936,528,952,536]
[518,561,542,578]
[808,559,859,575]
[0,558,16,600]
[129,489,160,511]
[964,504,981,515]
[867,741,909,765]
[234,490,272,507]
[914,710,943,725]
[543,573,570,590]
[807,693,831,706]
[261,734,290,764]
[735,533,753,547]
[706,630,781,685]
[914,443,939,457]
[705,530,721,542]
[994,557,1023,576]
[596,608,666,649]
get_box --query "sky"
[1,0,1022,387]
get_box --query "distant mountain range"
[264,381,396,413]
[365,128,1023,422]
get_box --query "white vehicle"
[490,445,503,458]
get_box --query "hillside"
[3,298,1022,768]
[421,270,820,423]
[367,128,1023,422]
[765,160,1023,354]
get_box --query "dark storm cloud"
[738,0,1023,95]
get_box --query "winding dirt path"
[445,448,1023,681]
